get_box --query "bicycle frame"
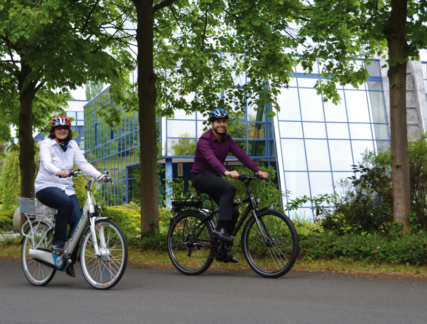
[183,174,271,247]
[27,173,110,271]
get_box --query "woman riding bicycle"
[35,116,109,278]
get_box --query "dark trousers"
[192,172,239,235]
[36,187,81,263]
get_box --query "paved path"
[0,259,426,324]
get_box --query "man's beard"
[212,127,227,135]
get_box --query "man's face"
[210,118,228,134]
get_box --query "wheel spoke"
[244,212,298,277]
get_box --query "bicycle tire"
[167,210,215,275]
[80,220,128,290]
[21,220,57,286]
[241,209,298,278]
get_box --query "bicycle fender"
[95,217,111,223]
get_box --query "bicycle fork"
[89,218,108,259]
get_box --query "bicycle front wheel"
[242,209,298,278]
[167,211,214,275]
[21,221,56,286]
[80,220,128,290]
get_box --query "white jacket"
[35,138,101,195]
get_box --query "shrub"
[102,202,141,238]
[0,209,14,231]
[299,231,427,266]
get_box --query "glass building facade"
[66,110,85,150]
[276,60,389,217]
[84,59,391,218]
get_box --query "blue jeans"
[36,187,81,263]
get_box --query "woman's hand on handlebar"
[224,170,240,179]
[56,170,70,178]
[257,171,269,179]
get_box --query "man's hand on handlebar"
[56,170,70,178]
[224,170,240,179]
[257,171,269,179]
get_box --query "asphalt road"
[0,259,426,324]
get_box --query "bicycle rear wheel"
[21,221,56,286]
[167,211,214,275]
[242,209,298,278]
[80,220,128,290]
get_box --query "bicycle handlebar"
[58,169,112,182]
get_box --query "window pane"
[368,91,387,123]
[197,121,207,138]
[326,123,349,139]
[333,172,355,190]
[309,172,334,197]
[77,112,84,120]
[281,139,306,171]
[248,141,266,156]
[349,124,372,139]
[67,111,76,119]
[297,78,317,88]
[352,140,374,163]
[324,90,347,122]
[279,122,303,138]
[173,109,196,120]
[248,123,265,139]
[366,61,381,77]
[299,89,324,121]
[345,91,370,122]
[167,120,196,138]
[329,140,353,171]
[305,140,330,171]
[228,122,246,139]
[285,172,311,206]
[277,88,300,121]
[303,122,326,139]
[167,139,196,156]
[375,140,391,152]
[77,121,84,126]
[367,81,382,91]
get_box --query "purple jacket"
[191,129,261,176]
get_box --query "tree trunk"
[18,64,36,229]
[386,0,410,234]
[134,0,160,232]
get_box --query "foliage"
[299,231,427,267]
[101,202,141,239]
[168,133,196,156]
[0,0,134,200]
[0,209,14,231]
[289,135,427,235]
[1,148,23,209]
[85,81,104,101]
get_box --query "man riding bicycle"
[191,108,268,262]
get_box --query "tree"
[85,81,104,100]
[105,0,319,232]
[296,0,427,233]
[0,0,133,225]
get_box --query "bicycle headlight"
[256,198,261,203]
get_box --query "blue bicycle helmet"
[208,108,229,122]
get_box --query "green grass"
[2,240,427,278]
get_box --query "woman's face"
[54,126,70,140]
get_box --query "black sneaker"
[66,264,76,278]
[212,228,234,242]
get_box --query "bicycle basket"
[16,197,57,217]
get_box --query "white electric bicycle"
[18,170,128,290]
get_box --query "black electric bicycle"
[167,173,299,278]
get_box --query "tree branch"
[81,0,101,34]
[153,0,180,14]
[201,10,208,51]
